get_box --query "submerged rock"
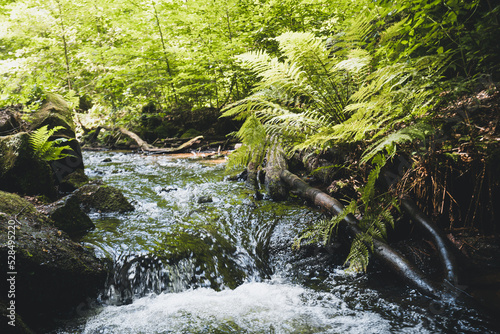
[0,191,108,331]
[197,195,213,204]
[74,184,134,213]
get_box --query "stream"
[54,151,498,333]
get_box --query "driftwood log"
[279,170,443,298]
[94,126,203,153]
[116,127,203,153]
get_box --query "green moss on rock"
[0,190,37,217]
[0,191,108,329]
[47,194,95,237]
[59,169,89,192]
[75,184,134,213]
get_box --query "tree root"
[400,197,459,285]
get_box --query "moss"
[48,194,95,237]
[76,184,134,213]
[0,191,108,329]
[39,93,73,120]
[29,112,75,139]
[60,169,89,192]
[0,190,37,217]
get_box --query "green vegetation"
[29,125,74,161]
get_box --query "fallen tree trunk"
[117,127,151,151]
[280,169,442,298]
[101,126,203,153]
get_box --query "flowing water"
[54,151,499,333]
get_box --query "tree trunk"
[151,0,178,105]
[117,127,151,151]
[265,142,288,201]
[55,0,72,90]
[280,169,442,298]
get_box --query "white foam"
[82,281,398,334]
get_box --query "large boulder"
[29,93,75,138]
[29,93,85,183]
[58,168,89,192]
[0,191,108,331]
[0,132,57,197]
[0,93,88,197]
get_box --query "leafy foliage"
[222,29,372,156]
[224,113,269,174]
[29,125,74,161]
[223,17,445,158]
[361,123,435,164]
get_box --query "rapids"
[53,151,498,333]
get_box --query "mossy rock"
[29,93,75,138]
[29,112,75,139]
[78,94,93,112]
[0,191,38,217]
[0,132,57,197]
[0,191,108,329]
[46,193,95,237]
[59,169,89,192]
[75,184,134,213]
[38,93,73,121]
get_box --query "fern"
[360,123,434,164]
[293,200,356,250]
[29,125,75,162]
[222,29,373,158]
[294,155,398,272]
[225,114,268,173]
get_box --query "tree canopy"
[0,0,498,131]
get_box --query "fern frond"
[345,234,371,272]
[29,125,75,162]
[225,114,268,173]
[360,122,434,164]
